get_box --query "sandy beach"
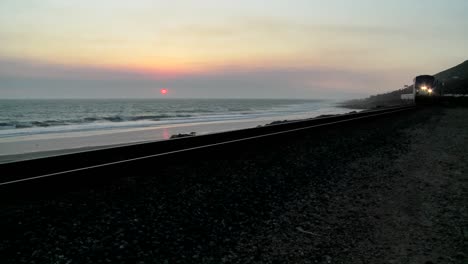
[0,108,354,163]
[0,119,269,163]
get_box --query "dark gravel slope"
[0,107,466,264]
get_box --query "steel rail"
[0,105,415,187]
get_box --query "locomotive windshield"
[415,75,435,87]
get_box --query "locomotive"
[413,75,442,96]
[413,75,443,104]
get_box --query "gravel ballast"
[0,107,467,264]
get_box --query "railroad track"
[0,105,416,190]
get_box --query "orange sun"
[160,88,168,95]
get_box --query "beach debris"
[265,120,289,126]
[316,114,336,118]
[170,132,196,139]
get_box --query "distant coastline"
[340,60,468,109]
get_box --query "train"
[412,75,444,104]
[413,75,443,97]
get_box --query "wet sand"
[0,110,341,163]
[0,118,282,163]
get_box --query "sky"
[0,0,467,99]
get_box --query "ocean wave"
[0,115,251,138]
[0,99,341,139]
[0,114,196,130]
[102,116,124,122]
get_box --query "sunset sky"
[1,0,467,99]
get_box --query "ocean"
[0,99,352,138]
[0,99,355,158]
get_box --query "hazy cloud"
[0,58,407,99]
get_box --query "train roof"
[414,75,436,82]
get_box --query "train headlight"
[428,88,433,94]
[421,86,427,90]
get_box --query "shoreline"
[0,107,360,163]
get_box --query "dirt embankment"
[0,107,467,264]
[239,107,467,264]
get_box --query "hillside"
[435,60,468,94]
[342,87,412,109]
[434,60,468,81]
[342,60,468,109]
